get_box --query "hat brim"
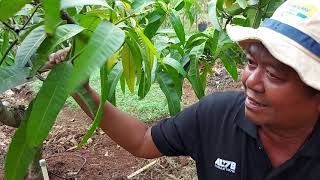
[227,25,320,91]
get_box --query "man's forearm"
[45,48,162,157]
[72,85,162,158]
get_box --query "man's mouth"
[247,96,267,107]
[245,95,268,111]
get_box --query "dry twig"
[127,160,157,179]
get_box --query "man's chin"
[245,108,269,126]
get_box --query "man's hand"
[39,47,71,72]
[48,47,71,65]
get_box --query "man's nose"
[246,69,264,93]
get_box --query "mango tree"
[0,0,284,179]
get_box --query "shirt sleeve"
[151,91,244,161]
[151,102,200,160]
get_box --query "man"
[51,0,320,179]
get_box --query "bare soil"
[0,64,242,180]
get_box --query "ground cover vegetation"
[0,0,284,179]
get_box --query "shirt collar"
[235,102,258,139]
[299,120,320,158]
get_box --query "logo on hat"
[282,2,317,20]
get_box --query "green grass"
[32,70,169,122]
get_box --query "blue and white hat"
[227,0,320,90]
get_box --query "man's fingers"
[41,47,71,73]
[48,54,55,64]
[49,47,71,64]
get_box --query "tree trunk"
[0,101,24,128]
[0,101,43,179]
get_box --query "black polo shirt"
[151,91,320,180]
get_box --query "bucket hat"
[227,0,320,90]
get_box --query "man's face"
[241,42,320,129]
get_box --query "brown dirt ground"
[0,63,243,180]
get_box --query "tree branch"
[60,10,76,24]
[0,3,41,66]
[0,39,18,66]
[21,3,41,31]
[0,21,16,32]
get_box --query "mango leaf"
[190,42,206,59]
[216,0,224,10]
[232,17,250,27]
[0,0,32,21]
[157,0,168,11]
[208,0,223,31]
[225,3,244,16]
[0,66,30,93]
[26,62,73,146]
[165,66,183,98]
[200,62,212,90]
[236,0,247,9]
[44,0,61,35]
[19,22,45,42]
[132,0,155,12]
[31,24,85,74]
[5,101,36,180]
[138,70,151,99]
[187,56,205,99]
[74,86,97,117]
[185,33,209,49]
[135,28,158,85]
[15,26,46,67]
[144,10,165,24]
[5,63,72,180]
[186,39,207,50]
[135,28,159,61]
[144,16,166,39]
[163,57,186,76]
[121,43,136,93]
[61,0,112,9]
[106,52,120,72]
[174,0,185,11]
[120,73,126,94]
[208,29,220,56]
[260,0,271,8]
[169,10,185,43]
[168,44,185,57]
[79,65,109,147]
[264,0,285,17]
[184,0,192,11]
[107,62,123,105]
[100,64,107,106]
[67,21,125,93]
[75,14,102,31]
[1,31,9,55]
[141,50,153,86]
[184,0,195,25]
[125,37,142,82]
[157,72,181,115]
[220,52,238,80]
[246,7,262,28]
[224,0,236,7]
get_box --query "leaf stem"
[115,9,153,25]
